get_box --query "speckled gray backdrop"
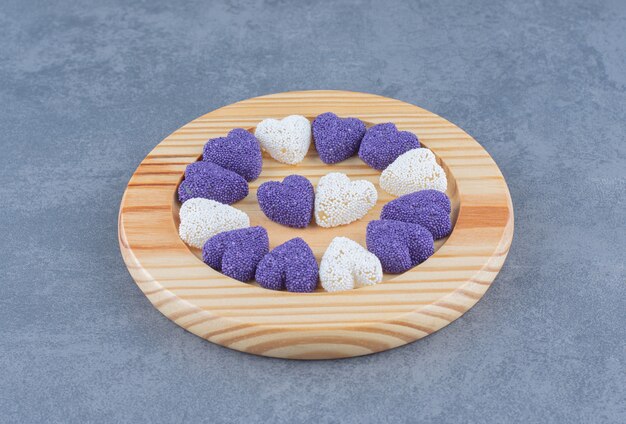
[0,0,624,422]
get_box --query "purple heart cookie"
[178,161,248,204]
[255,238,319,293]
[312,112,366,164]
[358,123,420,170]
[203,128,263,182]
[380,190,452,239]
[257,175,314,228]
[202,226,269,282]
[366,220,434,273]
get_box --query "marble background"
[0,0,624,422]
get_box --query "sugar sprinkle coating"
[178,198,249,249]
[358,123,420,170]
[202,226,269,282]
[319,237,382,292]
[386,189,451,213]
[380,148,447,196]
[366,220,434,273]
[257,175,314,228]
[381,190,452,239]
[315,172,377,228]
[312,112,366,164]
[177,161,248,204]
[255,238,319,292]
[255,115,311,165]
[203,128,263,182]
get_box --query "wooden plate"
[118,90,514,359]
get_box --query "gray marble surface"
[1,1,624,422]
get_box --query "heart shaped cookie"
[314,172,377,228]
[202,226,269,282]
[178,161,248,204]
[319,237,382,292]
[381,190,452,239]
[358,123,420,170]
[312,112,366,164]
[203,128,263,182]
[255,115,311,165]
[255,238,319,293]
[178,198,250,249]
[366,220,434,273]
[257,175,314,228]
[380,148,447,196]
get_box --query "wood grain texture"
[118,90,514,359]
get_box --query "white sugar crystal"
[319,237,383,292]
[255,115,311,165]
[315,172,377,228]
[178,198,250,249]
[380,148,447,196]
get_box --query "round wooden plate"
[118,90,514,359]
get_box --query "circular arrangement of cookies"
[178,112,452,293]
[119,90,513,359]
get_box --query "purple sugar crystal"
[257,175,314,228]
[312,112,366,164]
[178,161,248,204]
[202,226,269,282]
[380,190,452,239]
[203,128,263,182]
[390,189,451,213]
[366,220,434,273]
[255,238,319,293]
[358,123,420,170]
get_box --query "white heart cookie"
[380,148,447,196]
[319,237,383,292]
[315,172,377,228]
[255,115,311,165]
[179,198,250,248]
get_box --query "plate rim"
[118,90,514,359]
